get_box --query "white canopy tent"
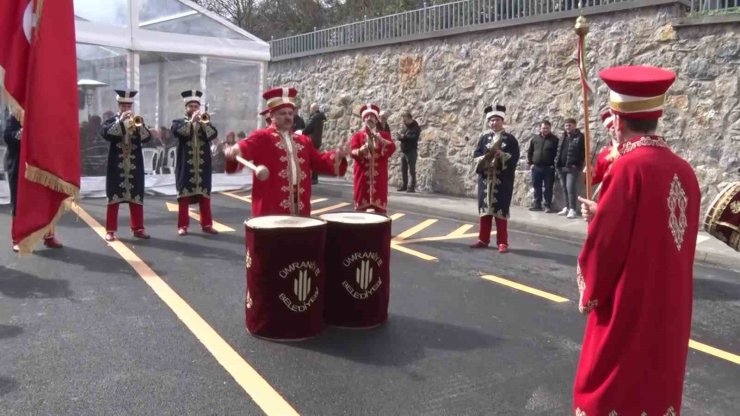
[71,0,266,194]
[0,0,268,203]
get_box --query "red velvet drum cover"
[319,212,392,328]
[244,216,327,340]
[704,182,740,252]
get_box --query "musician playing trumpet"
[171,89,219,236]
[470,104,519,253]
[350,104,396,214]
[100,89,152,242]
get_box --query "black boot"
[397,185,407,191]
[407,177,416,193]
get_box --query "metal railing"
[270,0,736,60]
[689,0,739,14]
[271,0,635,60]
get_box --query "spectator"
[378,110,391,133]
[293,108,306,131]
[527,120,559,212]
[555,117,586,218]
[396,111,420,193]
[303,103,327,184]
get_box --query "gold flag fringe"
[25,163,80,201]
[1,69,26,124]
[16,164,80,255]
[16,196,74,255]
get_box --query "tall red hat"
[360,103,380,120]
[600,109,615,130]
[599,65,675,120]
[259,87,298,115]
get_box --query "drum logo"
[278,261,320,313]
[342,252,383,300]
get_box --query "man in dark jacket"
[555,118,586,218]
[293,109,306,131]
[527,120,559,212]
[302,103,327,184]
[396,111,420,193]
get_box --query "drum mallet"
[236,155,269,181]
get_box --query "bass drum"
[703,182,740,252]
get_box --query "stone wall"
[268,5,740,211]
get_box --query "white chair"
[0,146,9,199]
[0,146,7,180]
[155,147,165,174]
[142,148,158,175]
[162,147,177,174]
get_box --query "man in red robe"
[574,66,701,415]
[224,87,348,216]
[350,104,396,213]
[590,110,618,188]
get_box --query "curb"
[312,183,738,271]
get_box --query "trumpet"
[199,112,210,124]
[132,115,144,127]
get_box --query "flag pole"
[575,11,593,200]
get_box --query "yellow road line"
[222,191,251,203]
[310,198,328,204]
[311,202,351,215]
[394,219,438,241]
[164,202,235,232]
[480,272,739,365]
[389,213,405,221]
[402,231,492,244]
[481,274,570,303]
[447,224,474,237]
[72,204,299,415]
[391,242,437,261]
[689,340,740,364]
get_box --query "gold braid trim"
[16,196,74,255]
[25,164,80,200]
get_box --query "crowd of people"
[3,63,712,414]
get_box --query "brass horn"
[199,113,210,124]
[132,115,144,127]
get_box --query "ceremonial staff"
[575,10,593,200]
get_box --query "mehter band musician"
[171,90,219,236]
[100,89,152,242]
[224,87,349,217]
[590,110,619,197]
[350,103,396,214]
[470,104,520,253]
[574,65,701,415]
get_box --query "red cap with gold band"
[600,110,615,130]
[360,103,380,120]
[259,87,297,115]
[599,65,675,120]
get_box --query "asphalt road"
[1,190,738,415]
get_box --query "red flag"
[12,0,80,253]
[0,0,32,117]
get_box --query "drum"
[320,212,392,328]
[244,215,327,340]
[703,182,740,252]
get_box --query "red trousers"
[478,215,508,246]
[178,196,213,229]
[106,203,144,232]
